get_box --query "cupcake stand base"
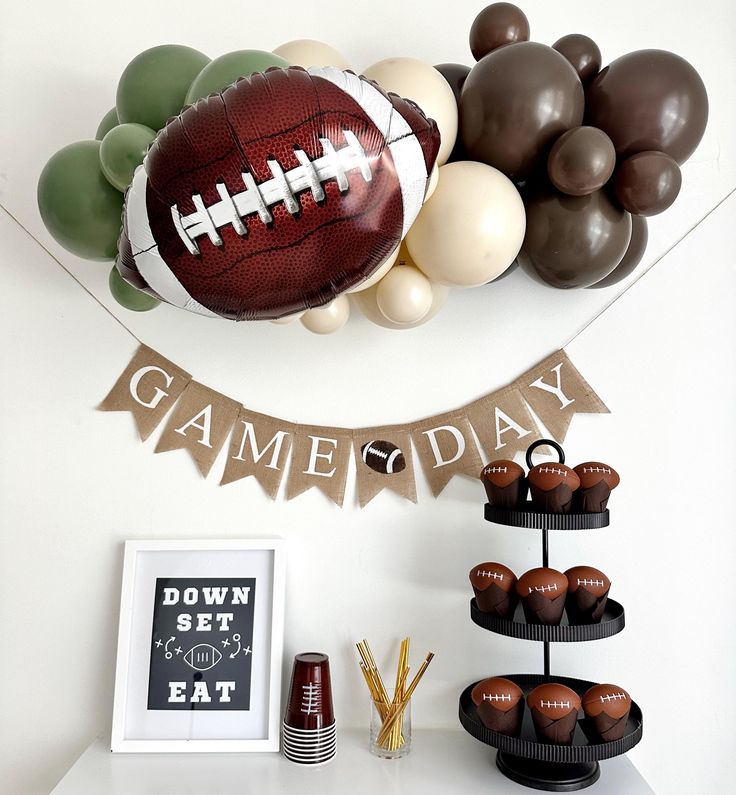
[496,754,599,792]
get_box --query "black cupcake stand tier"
[458,440,643,792]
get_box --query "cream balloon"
[300,295,350,334]
[425,164,439,202]
[351,246,449,330]
[406,161,525,287]
[347,246,400,293]
[362,57,458,166]
[273,39,351,70]
[376,265,433,324]
[270,311,305,325]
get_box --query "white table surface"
[50,729,654,795]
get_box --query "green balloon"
[95,107,119,140]
[184,49,289,104]
[100,123,156,192]
[109,266,160,311]
[37,141,123,261]
[116,44,210,130]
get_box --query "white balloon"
[273,39,351,71]
[362,57,458,166]
[376,265,433,324]
[424,164,439,202]
[406,161,526,287]
[300,295,350,334]
[270,311,305,325]
[347,246,400,293]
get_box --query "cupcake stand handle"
[525,440,566,678]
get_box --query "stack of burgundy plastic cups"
[282,652,336,765]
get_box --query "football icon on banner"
[184,643,223,671]
[361,440,407,474]
[118,66,440,320]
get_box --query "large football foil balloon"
[117,66,440,320]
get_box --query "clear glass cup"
[370,695,411,759]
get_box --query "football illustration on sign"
[117,66,440,320]
[361,440,406,474]
[184,643,223,671]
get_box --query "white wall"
[1,1,734,793]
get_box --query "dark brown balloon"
[548,126,615,196]
[469,3,530,61]
[435,62,470,102]
[586,49,708,164]
[589,215,648,288]
[521,188,632,289]
[461,42,584,182]
[435,63,471,163]
[613,150,682,216]
[553,34,601,84]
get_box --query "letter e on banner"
[286,425,353,506]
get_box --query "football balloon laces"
[171,129,373,255]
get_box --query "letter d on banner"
[411,413,482,497]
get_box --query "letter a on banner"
[154,382,240,476]
[411,413,483,496]
[518,350,609,443]
[98,344,191,440]
[464,385,542,459]
[221,407,295,498]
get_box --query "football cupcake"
[528,463,580,513]
[516,567,568,625]
[469,562,518,617]
[573,462,620,512]
[565,566,611,624]
[471,677,525,736]
[527,683,581,745]
[479,460,527,508]
[582,683,632,742]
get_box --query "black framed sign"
[111,540,285,752]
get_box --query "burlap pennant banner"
[352,427,417,508]
[99,345,609,506]
[517,350,609,443]
[154,381,240,476]
[221,407,295,498]
[97,344,191,440]
[464,385,543,460]
[411,412,483,497]
[285,425,353,507]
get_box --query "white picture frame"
[111,539,285,752]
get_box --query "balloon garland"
[37,4,708,332]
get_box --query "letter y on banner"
[518,350,609,443]
[97,344,191,440]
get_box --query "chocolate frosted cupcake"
[480,460,527,507]
[528,463,580,513]
[516,567,568,625]
[573,462,620,512]
[469,562,518,617]
[527,683,581,745]
[582,683,631,742]
[471,677,524,736]
[565,566,611,624]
